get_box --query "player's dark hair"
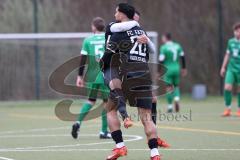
[117,3,135,19]
[92,17,105,32]
[163,33,172,40]
[233,22,240,31]
[135,10,141,16]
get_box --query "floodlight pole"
[32,0,40,100]
[217,0,224,95]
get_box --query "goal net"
[0,32,158,100]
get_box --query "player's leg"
[71,99,96,139]
[173,73,181,112]
[105,66,129,158]
[71,83,98,139]
[106,98,127,160]
[99,85,111,139]
[236,73,240,117]
[237,86,240,117]
[104,68,132,128]
[166,91,174,112]
[151,96,157,124]
[133,92,160,159]
[138,106,160,160]
[110,79,132,128]
[101,103,108,133]
[164,74,174,113]
[166,76,174,113]
[152,96,170,148]
[222,70,234,116]
[78,83,99,123]
[97,100,111,139]
[173,87,180,112]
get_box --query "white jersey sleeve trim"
[159,54,165,61]
[80,50,88,55]
[226,50,230,54]
[180,51,185,56]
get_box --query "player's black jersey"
[105,22,115,46]
[100,22,116,71]
[107,26,149,63]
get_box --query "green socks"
[78,103,92,123]
[167,87,180,104]
[224,90,232,108]
[77,102,108,133]
[166,92,173,105]
[101,109,108,133]
[174,87,180,101]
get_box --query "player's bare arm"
[76,54,87,87]
[76,76,84,87]
[180,55,187,77]
[110,20,139,32]
[220,53,230,77]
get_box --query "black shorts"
[135,98,152,109]
[124,72,153,109]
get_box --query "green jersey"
[159,41,184,72]
[81,33,105,84]
[226,38,240,73]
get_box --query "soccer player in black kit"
[103,20,134,129]
[103,11,158,128]
[101,3,161,160]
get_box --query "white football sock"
[116,142,125,148]
[150,148,159,157]
[168,104,173,110]
[174,96,180,102]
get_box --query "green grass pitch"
[0,96,240,160]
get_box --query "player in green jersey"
[220,22,240,117]
[71,17,111,139]
[159,33,187,113]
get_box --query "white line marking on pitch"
[0,149,240,152]
[0,134,143,150]
[0,127,68,135]
[0,125,99,135]
[0,134,92,138]
[0,156,15,160]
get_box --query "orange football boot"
[222,108,231,117]
[236,109,240,117]
[151,155,161,160]
[157,137,170,148]
[106,146,127,160]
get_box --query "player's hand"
[137,35,148,44]
[181,69,187,77]
[76,76,84,87]
[220,67,226,77]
